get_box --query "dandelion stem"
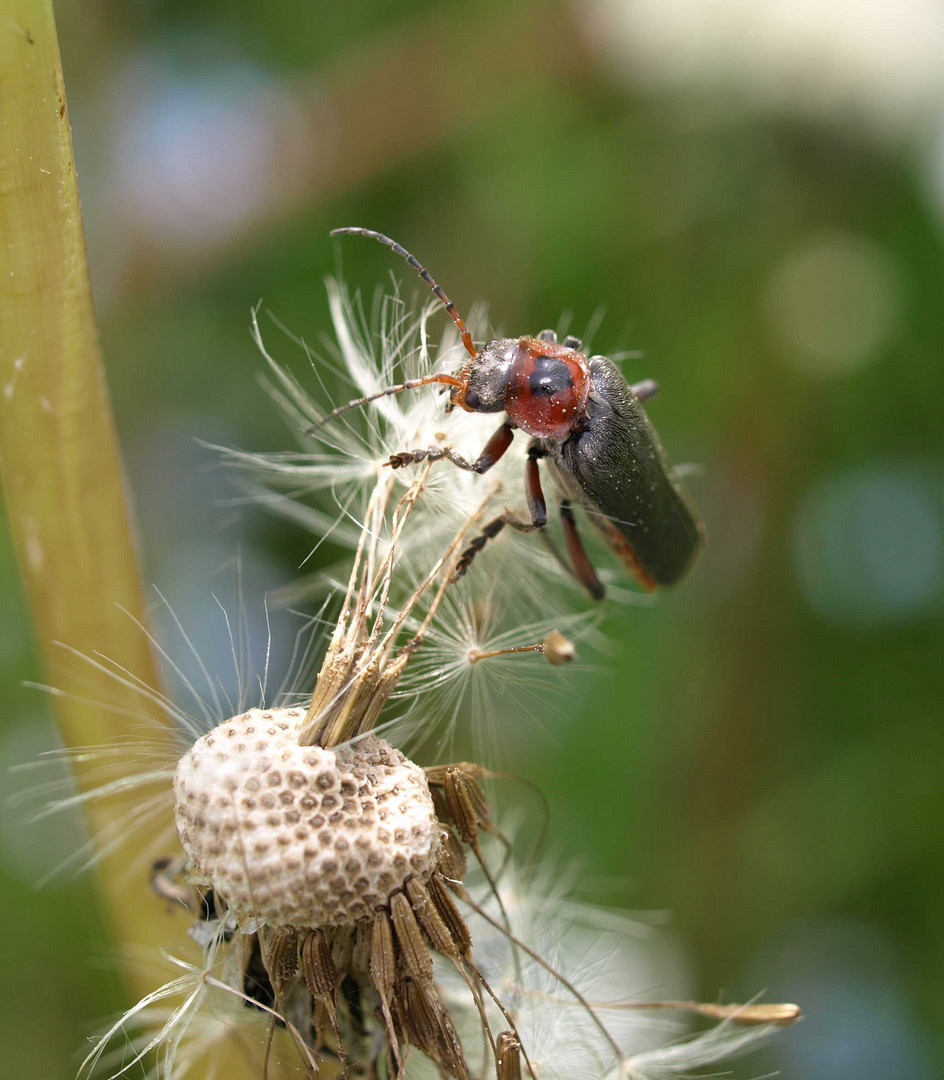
[0,11,301,1077]
[0,0,181,993]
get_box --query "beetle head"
[458,338,518,412]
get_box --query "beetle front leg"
[386,421,515,474]
[451,444,548,581]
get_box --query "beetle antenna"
[312,372,465,429]
[331,227,478,359]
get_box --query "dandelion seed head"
[49,261,794,1080]
[174,708,442,927]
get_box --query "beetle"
[323,227,704,598]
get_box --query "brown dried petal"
[397,979,470,1080]
[330,924,355,980]
[398,978,438,1054]
[462,773,491,829]
[261,926,299,995]
[438,827,468,883]
[369,910,396,998]
[302,928,337,999]
[443,768,489,842]
[496,1031,522,1080]
[352,917,372,974]
[429,989,469,1080]
[427,873,472,956]
[390,890,434,983]
[424,762,486,787]
[405,876,456,957]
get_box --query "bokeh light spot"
[763,232,901,377]
[111,49,318,254]
[793,463,944,626]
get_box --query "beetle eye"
[464,388,481,409]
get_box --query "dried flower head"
[147,454,584,1078]
[51,274,799,1080]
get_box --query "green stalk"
[0,12,315,1074]
[0,0,179,984]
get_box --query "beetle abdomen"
[555,356,704,588]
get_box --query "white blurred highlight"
[585,0,944,135]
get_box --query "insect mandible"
[324,227,704,598]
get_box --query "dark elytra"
[556,351,704,588]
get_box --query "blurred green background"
[3,0,944,1076]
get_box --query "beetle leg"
[560,500,605,600]
[451,445,548,581]
[472,421,516,473]
[387,445,476,470]
[631,378,660,403]
[387,421,515,474]
[521,443,550,526]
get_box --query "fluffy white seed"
[174,708,442,928]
